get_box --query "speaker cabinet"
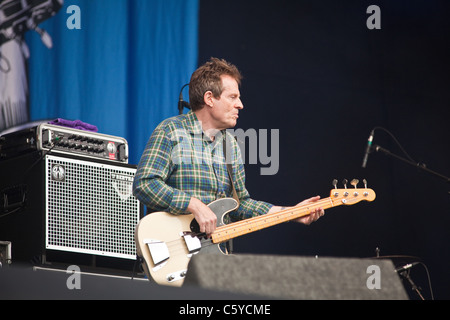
[184,254,409,300]
[0,151,142,267]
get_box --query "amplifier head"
[0,123,129,163]
[38,124,129,163]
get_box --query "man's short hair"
[189,57,242,111]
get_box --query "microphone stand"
[398,270,425,300]
[372,145,450,190]
[369,142,442,300]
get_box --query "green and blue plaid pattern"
[133,111,273,221]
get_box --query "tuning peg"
[332,179,338,189]
[362,179,370,197]
[363,179,368,188]
[350,179,359,188]
[342,179,348,188]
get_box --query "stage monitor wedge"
[184,254,409,300]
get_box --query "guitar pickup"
[182,232,201,254]
[144,239,169,266]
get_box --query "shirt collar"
[184,110,203,135]
[184,110,226,143]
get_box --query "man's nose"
[236,99,244,109]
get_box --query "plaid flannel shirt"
[132,111,273,221]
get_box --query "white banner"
[0,0,63,132]
[0,39,29,132]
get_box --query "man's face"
[210,75,244,130]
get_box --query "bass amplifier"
[0,151,143,268]
[0,123,129,163]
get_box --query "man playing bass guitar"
[133,58,324,239]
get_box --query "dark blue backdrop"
[198,0,450,300]
[25,0,199,165]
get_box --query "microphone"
[178,83,190,115]
[395,262,419,273]
[361,129,375,168]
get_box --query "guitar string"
[148,191,372,259]
[212,190,373,241]
[152,190,366,249]
[151,198,332,258]
[148,235,215,259]
[211,197,333,242]
[160,204,317,252]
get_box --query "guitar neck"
[211,197,334,244]
[210,187,375,244]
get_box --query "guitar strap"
[223,134,239,204]
[222,134,239,254]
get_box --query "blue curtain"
[25,0,198,165]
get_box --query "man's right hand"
[187,197,217,236]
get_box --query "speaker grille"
[45,155,140,260]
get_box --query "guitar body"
[135,197,239,287]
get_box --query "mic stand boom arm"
[372,144,450,185]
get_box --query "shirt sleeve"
[132,128,191,214]
[226,133,274,221]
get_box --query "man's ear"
[203,91,214,107]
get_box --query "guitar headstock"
[330,179,376,205]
